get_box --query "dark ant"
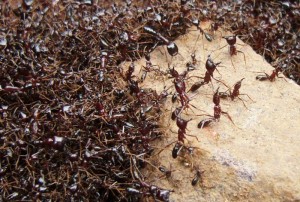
[143,26,178,56]
[256,67,281,82]
[158,165,175,179]
[192,19,213,42]
[197,87,234,129]
[197,118,215,129]
[137,181,173,202]
[219,78,253,108]
[191,169,205,186]
[171,141,197,159]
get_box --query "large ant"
[176,116,194,143]
[188,55,225,93]
[197,87,234,129]
[168,66,190,109]
[220,35,246,69]
[219,78,253,108]
[143,26,178,56]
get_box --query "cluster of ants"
[204,0,300,84]
[0,0,289,201]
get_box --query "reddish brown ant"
[140,52,165,82]
[188,55,226,93]
[168,66,201,111]
[175,116,200,143]
[219,78,253,108]
[256,67,282,82]
[218,35,247,69]
[197,87,234,129]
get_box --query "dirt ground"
[122,22,300,201]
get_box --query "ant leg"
[188,103,208,115]
[155,140,177,156]
[239,93,254,102]
[237,50,247,66]
[186,134,200,142]
[194,114,214,118]
[230,57,236,71]
[212,44,227,53]
[221,111,235,126]
[236,96,250,110]
[211,77,230,89]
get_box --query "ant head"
[223,35,236,46]
[168,65,179,77]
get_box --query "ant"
[197,87,234,129]
[158,165,175,179]
[256,67,282,82]
[219,78,253,108]
[176,116,196,143]
[168,66,194,110]
[171,141,198,159]
[143,26,178,56]
[140,52,165,82]
[191,169,205,186]
[219,35,247,69]
[127,181,172,202]
[125,62,136,81]
[191,19,213,42]
[186,52,198,72]
[188,55,225,93]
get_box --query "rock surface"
[123,22,300,201]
